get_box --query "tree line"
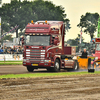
[0,0,69,39]
[0,0,100,41]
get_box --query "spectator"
[21,47,24,53]
[81,48,88,58]
[0,47,3,54]
[10,47,14,54]
[7,47,11,54]
[4,46,8,54]
[0,46,23,54]
[93,48,95,54]
[18,47,22,54]
[13,48,16,54]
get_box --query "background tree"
[77,12,99,40]
[1,35,13,41]
[0,0,70,38]
[67,34,85,52]
[67,34,84,46]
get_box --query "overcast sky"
[2,0,100,42]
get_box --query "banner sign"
[0,54,23,61]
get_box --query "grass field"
[0,71,100,79]
[0,61,22,62]
[0,61,22,65]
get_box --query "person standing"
[81,48,88,58]
[81,48,91,68]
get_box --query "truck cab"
[23,20,78,72]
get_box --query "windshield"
[96,44,100,51]
[25,35,50,46]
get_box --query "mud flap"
[88,60,95,73]
[88,69,95,73]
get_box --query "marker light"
[31,20,34,24]
[45,20,47,24]
[29,33,32,35]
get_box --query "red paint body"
[90,38,100,65]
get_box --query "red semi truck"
[23,20,79,72]
[90,38,100,67]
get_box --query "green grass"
[0,71,100,79]
[0,61,22,62]
[0,63,22,65]
[0,61,22,65]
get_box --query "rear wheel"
[27,66,34,72]
[68,60,79,71]
[53,59,60,72]
[73,60,79,71]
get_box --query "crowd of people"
[0,46,24,54]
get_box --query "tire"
[27,66,34,72]
[88,58,91,69]
[53,59,60,72]
[73,60,79,71]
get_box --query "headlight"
[26,49,30,51]
[45,60,51,63]
[41,60,44,61]
[41,53,45,54]
[26,55,30,56]
[41,55,45,57]
[23,59,26,62]
[26,52,30,54]
[23,59,29,62]
[95,57,98,60]
[41,50,45,52]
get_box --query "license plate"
[32,64,38,66]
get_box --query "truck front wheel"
[53,59,60,72]
[27,66,34,72]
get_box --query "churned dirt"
[0,74,100,100]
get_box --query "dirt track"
[0,74,100,100]
[0,65,100,100]
[0,65,47,75]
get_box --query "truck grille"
[26,49,45,63]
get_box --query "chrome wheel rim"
[75,63,78,70]
[55,62,59,69]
